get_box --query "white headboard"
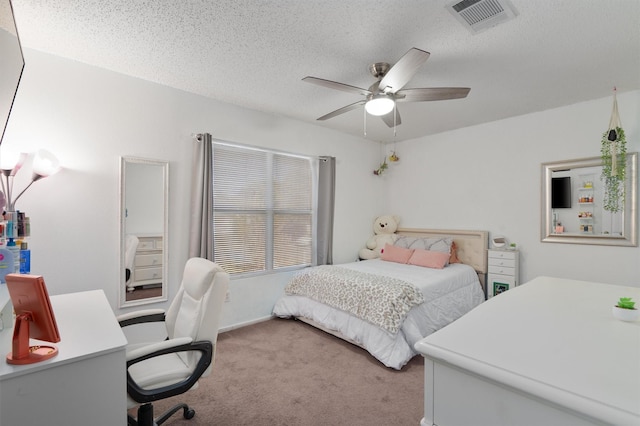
[396,228,489,289]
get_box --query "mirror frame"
[0,0,25,146]
[119,156,169,308]
[541,152,637,246]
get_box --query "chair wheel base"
[156,403,195,425]
[128,402,196,426]
[184,408,196,419]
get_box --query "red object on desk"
[5,274,60,365]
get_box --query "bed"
[272,228,488,370]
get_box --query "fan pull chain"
[363,107,367,137]
[393,103,397,137]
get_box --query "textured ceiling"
[10,0,640,143]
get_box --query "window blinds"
[212,143,313,274]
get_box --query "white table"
[415,276,640,426]
[0,289,127,426]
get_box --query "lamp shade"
[0,149,22,172]
[365,95,395,116]
[32,149,60,178]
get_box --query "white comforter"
[272,259,485,370]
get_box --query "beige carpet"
[138,318,425,425]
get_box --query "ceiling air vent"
[446,0,518,34]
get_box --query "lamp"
[365,94,395,116]
[0,149,60,212]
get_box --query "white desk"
[0,289,127,426]
[0,283,12,331]
[415,276,640,426]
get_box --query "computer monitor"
[5,274,61,365]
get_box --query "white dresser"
[130,234,163,291]
[487,249,519,298]
[415,277,640,426]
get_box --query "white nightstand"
[487,249,519,298]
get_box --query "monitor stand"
[6,313,58,365]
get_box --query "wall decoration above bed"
[273,228,488,370]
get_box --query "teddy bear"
[358,215,400,260]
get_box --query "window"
[212,142,315,275]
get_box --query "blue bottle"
[20,242,30,274]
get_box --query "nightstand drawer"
[488,265,515,276]
[134,267,163,281]
[488,250,516,260]
[488,258,516,268]
[135,254,163,267]
[137,240,156,250]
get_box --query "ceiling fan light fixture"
[365,95,395,116]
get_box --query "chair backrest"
[165,258,229,376]
[124,235,140,282]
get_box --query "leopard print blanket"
[285,265,425,334]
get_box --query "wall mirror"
[541,152,637,246]
[119,157,169,308]
[0,0,25,146]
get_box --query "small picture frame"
[493,282,510,296]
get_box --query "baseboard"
[219,315,273,333]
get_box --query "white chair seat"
[127,352,198,409]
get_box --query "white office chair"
[124,234,139,292]
[118,258,229,426]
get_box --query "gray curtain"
[316,156,335,265]
[188,133,214,260]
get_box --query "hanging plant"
[373,158,388,175]
[601,89,627,213]
[601,126,626,212]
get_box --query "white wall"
[3,49,385,328]
[386,90,640,287]
[5,48,638,332]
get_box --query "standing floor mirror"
[119,157,169,308]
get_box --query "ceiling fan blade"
[303,76,371,97]
[317,100,366,121]
[395,87,470,102]
[378,48,430,94]
[380,107,401,128]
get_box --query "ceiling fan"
[303,48,470,127]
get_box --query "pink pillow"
[380,244,414,264]
[408,249,450,269]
